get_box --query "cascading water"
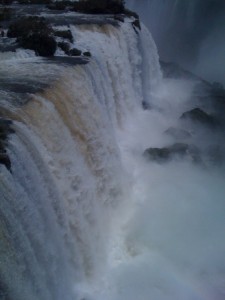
[127,0,225,84]
[0,19,161,299]
[1,7,225,300]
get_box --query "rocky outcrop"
[57,42,91,58]
[83,51,91,57]
[180,108,219,128]
[54,29,73,43]
[0,118,14,171]
[143,143,200,163]
[72,0,125,14]
[132,19,141,32]
[0,119,14,138]
[69,48,82,56]
[0,152,11,170]
[58,41,70,54]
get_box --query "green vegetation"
[17,0,52,4]
[72,0,125,14]
[47,0,126,14]
[0,0,13,4]
[7,17,56,56]
[0,7,12,22]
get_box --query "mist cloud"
[127,0,225,84]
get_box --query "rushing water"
[0,14,225,300]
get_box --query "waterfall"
[1,8,225,300]
[0,21,161,300]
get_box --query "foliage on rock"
[47,0,126,14]
[17,0,52,4]
[7,16,51,37]
[0,7,12,22]
[0,0,13,4]
[7,16,56,56]
[144,143,200,164]
[72,0,125,14]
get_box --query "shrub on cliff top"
[19,33,57,56]
[0,0,13,4]
[17,0,52,4]
[47,0,127,14]
[7,16,52,38]
[0,7,12,22]
[72,0,125,14]
[7,17,56,56]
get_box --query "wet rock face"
[54,29,73,43]
[0,152,11,170]
[69,48,82,56]
[0,118,14,170]
[58,41,70,54]
[83,51,91,57]
[144,78,225,168]
[180,108,219,128]
[143,143,200,164]
[132,19,141,31]
[144,147,171,162]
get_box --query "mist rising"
[127,0,225,84]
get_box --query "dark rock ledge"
[1,0,140,57]
[143,143,201,164]
[180,108,220,129]
[0,118,14,170]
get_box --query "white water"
[95,80,225,300]
[0,18,225,300]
